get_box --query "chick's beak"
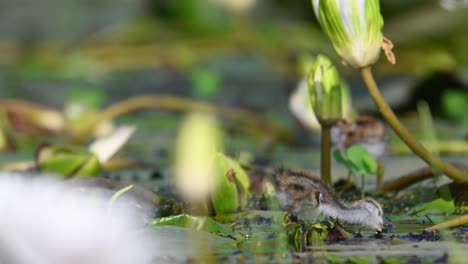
[376,223,384,232]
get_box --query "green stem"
[360,67,468,182]
[321,124,332,184]
[361,174,365,199]
[376,160,384,192]
[339,171,355,196]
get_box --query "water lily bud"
[312,0,384,68]
[174,113,221,205]
[289,77,355,132]
[308,55,342,125]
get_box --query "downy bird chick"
[275,168,384,231]
[331,116,388,161]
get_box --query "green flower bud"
[174,113,222,213]
[308,55,343,124]
[312,0,384,68]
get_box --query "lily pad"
[415,198,456,214]
[150,214,237,239]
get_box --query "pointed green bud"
[174,113,221,206]
[308,55,343,125]
[312,0,384,68]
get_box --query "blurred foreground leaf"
[191,67,221,99]
[0,99,64,134]
[442,90,468,120]
[36,144,101,177]
[442,89,468,130]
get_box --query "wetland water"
[146,220,466,263]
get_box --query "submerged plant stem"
[425,214,468,231]
[321,124,332,184]
[360,67,468,182]
[73,95,292,144]
[382,162,468,193]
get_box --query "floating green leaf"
[150,214,236,239]
[308,221,334,243]
[349,256,377,264]
[325,253,347,264]
[415,198,456,214]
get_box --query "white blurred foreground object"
[0,173,154,264]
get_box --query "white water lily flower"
[312,0,384,68]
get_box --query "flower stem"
[360,66,468,182]
[376,160,384,192]
[321,124,332,184]
[361,174,365,199]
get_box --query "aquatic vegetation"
[0,0,466,262]
[307,54,343,184]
